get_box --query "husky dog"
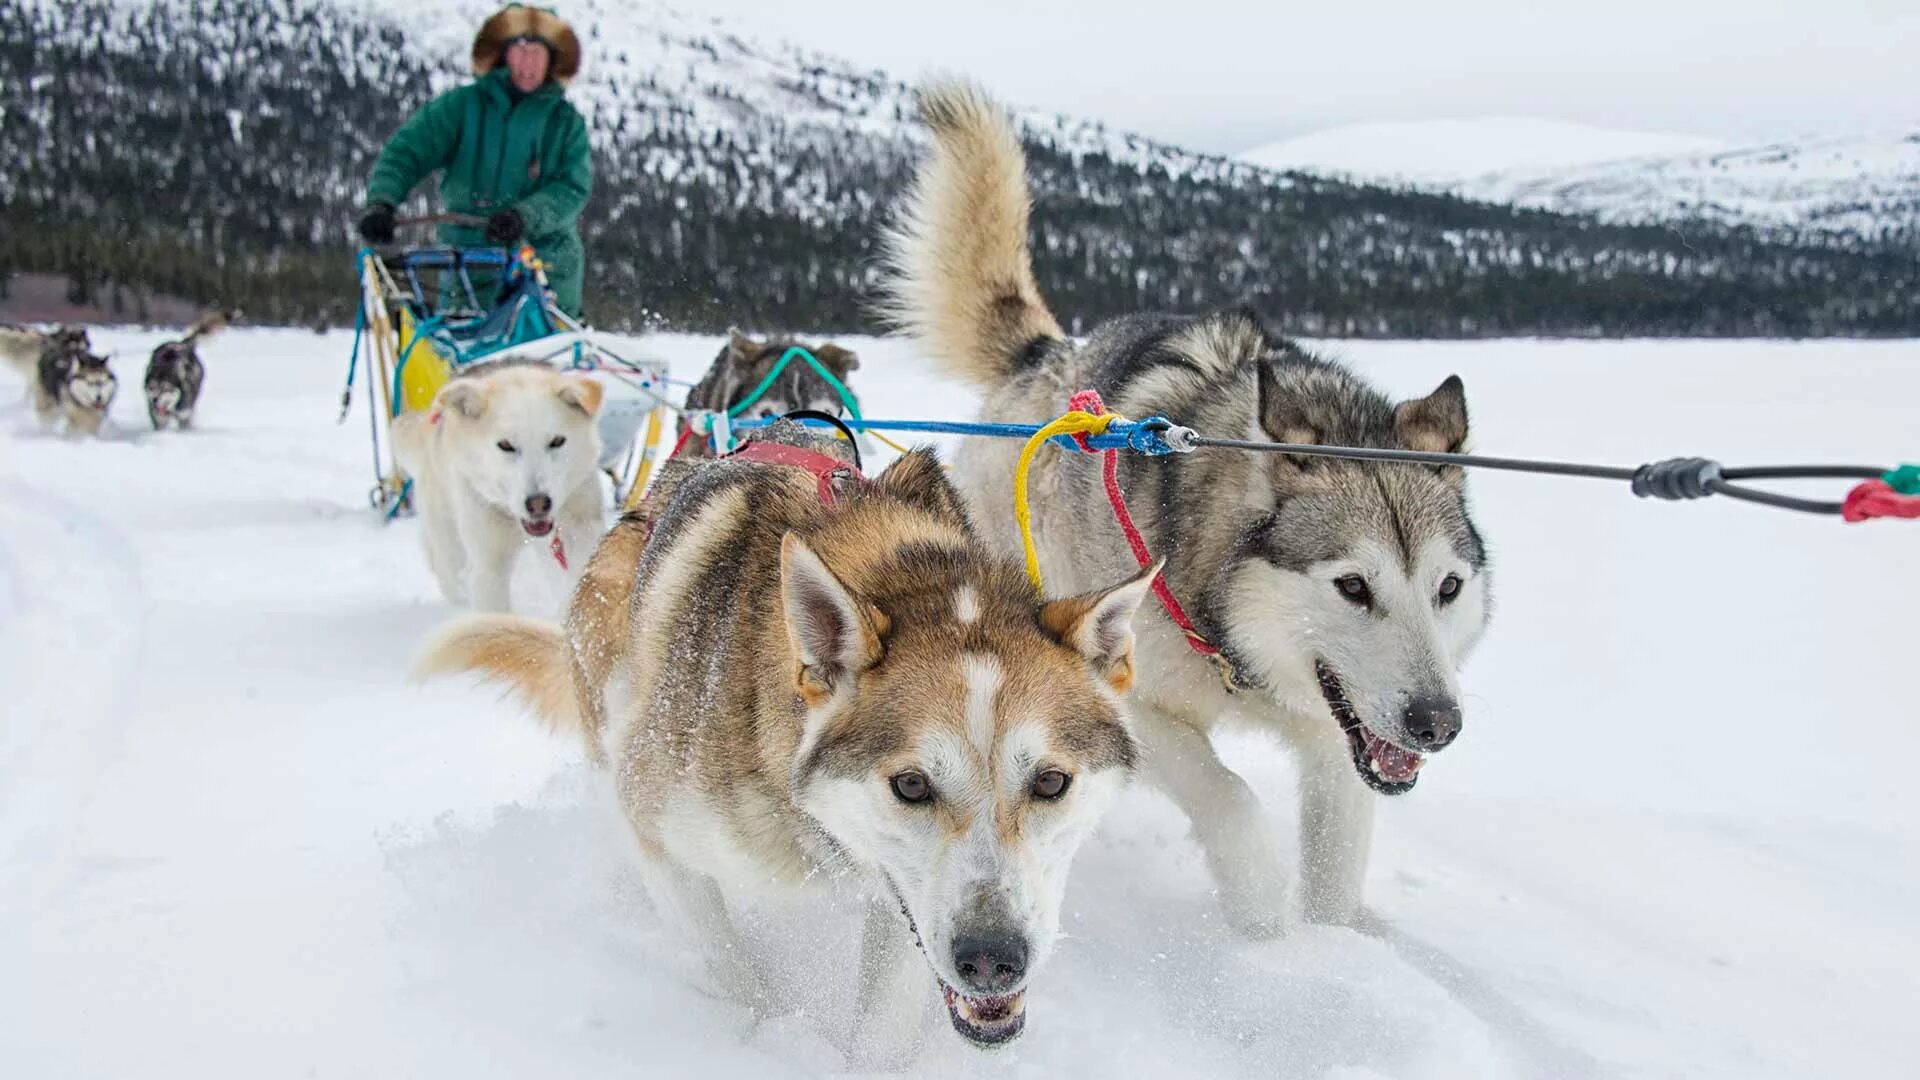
[678,328,862,453]
[881,82,1492,933]
[15,326,116,437]
[145,311,229,430]
[418,421,1155,1053]
[392,360,607,612]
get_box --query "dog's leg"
[418,491,469,604]
[1137,707,1291,938]
[639,855,769,1015]
[1296,745,1375,925]
[458,502,518,613]
[850,893,932,1065]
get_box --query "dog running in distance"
[418,419,1156,1055]
[144,311,230,430]
[393,359,606,612]
[882,81,1492,935]
[2,324,117,437]
[677,328,862,453]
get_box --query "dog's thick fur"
[419,423,1154,1054]
[882,82,1493,933]
[3,325,116,436]
[392,360,607,612]
[144,311,228,430]
[678,328,862,455]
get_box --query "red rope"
[667,422,698,461]
[1842,480,1920,523]
[1068,390,1222,660]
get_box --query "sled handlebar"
[393,213,486,230]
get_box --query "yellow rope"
[1014,410,1118,593]
[867,428,917,456]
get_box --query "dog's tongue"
[1367,731,1424,782]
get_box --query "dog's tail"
[0,325,41,379]
[416,615,582,734]
[390,409,432,474]
[183,310,231,344]
[880,79,1064,388]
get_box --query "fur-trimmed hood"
[472,4,581,86]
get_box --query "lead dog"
[418,422,1155,1052]
[882,81,1493,933]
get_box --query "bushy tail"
[390,409,432,474]
[880,78,1063,388]
[415,615,581,733]
[0,326,41,379]
[183,310,232,344]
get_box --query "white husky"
[393,361,606,612]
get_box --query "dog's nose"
[1402,697,1462,751]
[952,932,1028,995]
[524,494,553,518]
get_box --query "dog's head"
[47,326,91,356]
[432,366,605,538]
[66,354,118,411]
[1215,359,1490,795]
[784,460,1153,1047]
[689,328,860,421]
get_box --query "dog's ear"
[556,374,604,418]
[439,381,488,419]
[873,448,972,533]
[1039,560,1159,693]
[1256,361,1319,449]
[814,343,859,374]
[727,327,759,357]
[780,534,886,707]
[1394,375,1468,456]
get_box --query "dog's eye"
[1334,575,1373,607]
[890,771,933,804]
[1031,769,1072,800]
[1437,574,1463,604]
[496,440,517,453]
[547,435,567,449]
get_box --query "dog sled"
[342,215,677,519]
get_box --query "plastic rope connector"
[1631,457,1724,501]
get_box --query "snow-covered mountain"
[1455,130,1920,242]
[1241,118,1725,186]
[6,0,1917,335]
[1242,118,1920,243]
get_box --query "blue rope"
[730,413,1189,455]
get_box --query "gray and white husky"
[882,81,1493,933]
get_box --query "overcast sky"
[686,0,1920,153]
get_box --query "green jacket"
[365,67,592,315]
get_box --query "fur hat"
[472,5,581,86]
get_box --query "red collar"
[726,440,864,505]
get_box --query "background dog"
[882,81,1493,934]
[393,360,606,612]
[419,421,1155,1057]
[677,328,861,453]
[8,326,117,437]
[145,311,230,430]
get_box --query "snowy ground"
[2,329,1915,1079]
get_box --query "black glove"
[485,208,524,246]
[357,202,397,244]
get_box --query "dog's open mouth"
[940,982,1026,1047]
[1315,660,1424,795]
[520,518,554,538]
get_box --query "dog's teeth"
[1370,757,1384,775]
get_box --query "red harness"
[725,439,865,505]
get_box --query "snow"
[1238,119,1726,186]
[2,328,1917,1078]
